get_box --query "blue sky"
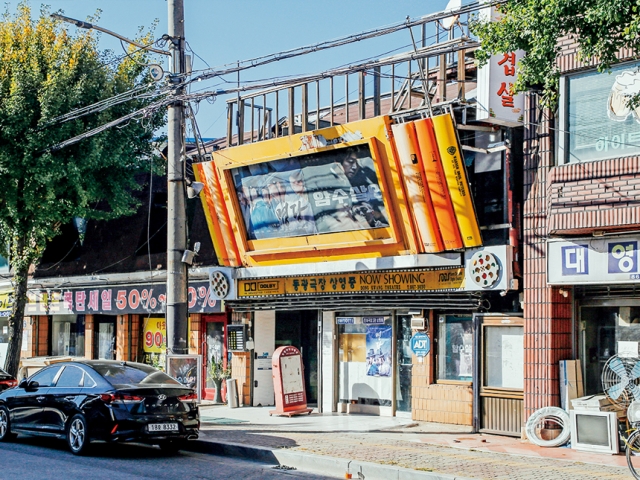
[7,0,455,138]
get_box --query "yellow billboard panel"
[431,113,482,248]
[238,269,465,298]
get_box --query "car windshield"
[92,363,181,388]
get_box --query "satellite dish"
[149,64,164,82]
[442,0,461,30]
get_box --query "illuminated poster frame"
[196,116,417,266]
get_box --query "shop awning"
[225,292,484,312]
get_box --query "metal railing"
[224,15,478,148]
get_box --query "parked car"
[17,356,84,380]
[0,367,17,392]
[0,360,199,455]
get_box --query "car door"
[41,365,85,433]
[10,365,62,431]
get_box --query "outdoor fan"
[601,355,640,409]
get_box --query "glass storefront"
[337,312,392,407]
[50,315,85,357]
[580,304,640,395]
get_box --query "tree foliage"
[0,3,165,374]
[471,0,640,108]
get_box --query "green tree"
[471,0,640,107]
[0,4,165,375]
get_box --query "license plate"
[148,423,179,432]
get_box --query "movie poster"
[231,144,389,240]
[365,325,392,377]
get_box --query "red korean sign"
[25,281,221,315]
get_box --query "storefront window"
[94,315,116,360]
[563,61,640,163]
[337,313,392,407]
[51,315,85,357]
[438,315,473,382]
[483,325,524,389]
[580,305,640,395]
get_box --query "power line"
[181,0,503,87]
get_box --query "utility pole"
[166,0,188,355]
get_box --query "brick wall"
[84,315,94,359]
[522,93,573,418]
[189,314,201,355]
[115,315,127,360]
[36,315,48,356]
[548,157,640,235]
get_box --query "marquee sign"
[238,268,466,297]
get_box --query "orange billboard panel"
[413,118,463,250]
[391,122,444,252]
[431,113,482,248]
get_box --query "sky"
[5,0,458,139]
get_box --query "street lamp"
[51,2,190,355]
[50,13,171,57]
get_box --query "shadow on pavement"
[9,434,183,459]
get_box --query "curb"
[184,439,475,480]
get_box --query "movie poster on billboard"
[365,325,392,377]
[231,144,389,240]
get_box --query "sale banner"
[143,317,167,354]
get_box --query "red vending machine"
[270,346,313,417]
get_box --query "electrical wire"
[180,0,504,86]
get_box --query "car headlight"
[628,400,640,423]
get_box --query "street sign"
[410,332,431,357]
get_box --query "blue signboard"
[410,332,431,357]
[336,317,355,324]
[362,316,386,325]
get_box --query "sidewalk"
[186,404,634,480]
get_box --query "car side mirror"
[18,379,28,389]
[23,380,39,391]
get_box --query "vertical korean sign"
[476,3,525,126]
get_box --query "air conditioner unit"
[410,317,426,330]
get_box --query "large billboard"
[232,143,389,240]
[195,115,481,267]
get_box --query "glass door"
[202,315,226,401]
[395,315,413,413]
[479,315,524,436]
[94,315,116,360]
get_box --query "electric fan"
[601,355,640,409]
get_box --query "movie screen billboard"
[231,144,390,240]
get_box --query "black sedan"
[0,360,199,455]
[0,367,17,392]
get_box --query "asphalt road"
[0,436,338,480]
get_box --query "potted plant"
[207,359,231,404]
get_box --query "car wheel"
[67,414,90,455]
[158,439,185,455]
[0,406,16,441]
